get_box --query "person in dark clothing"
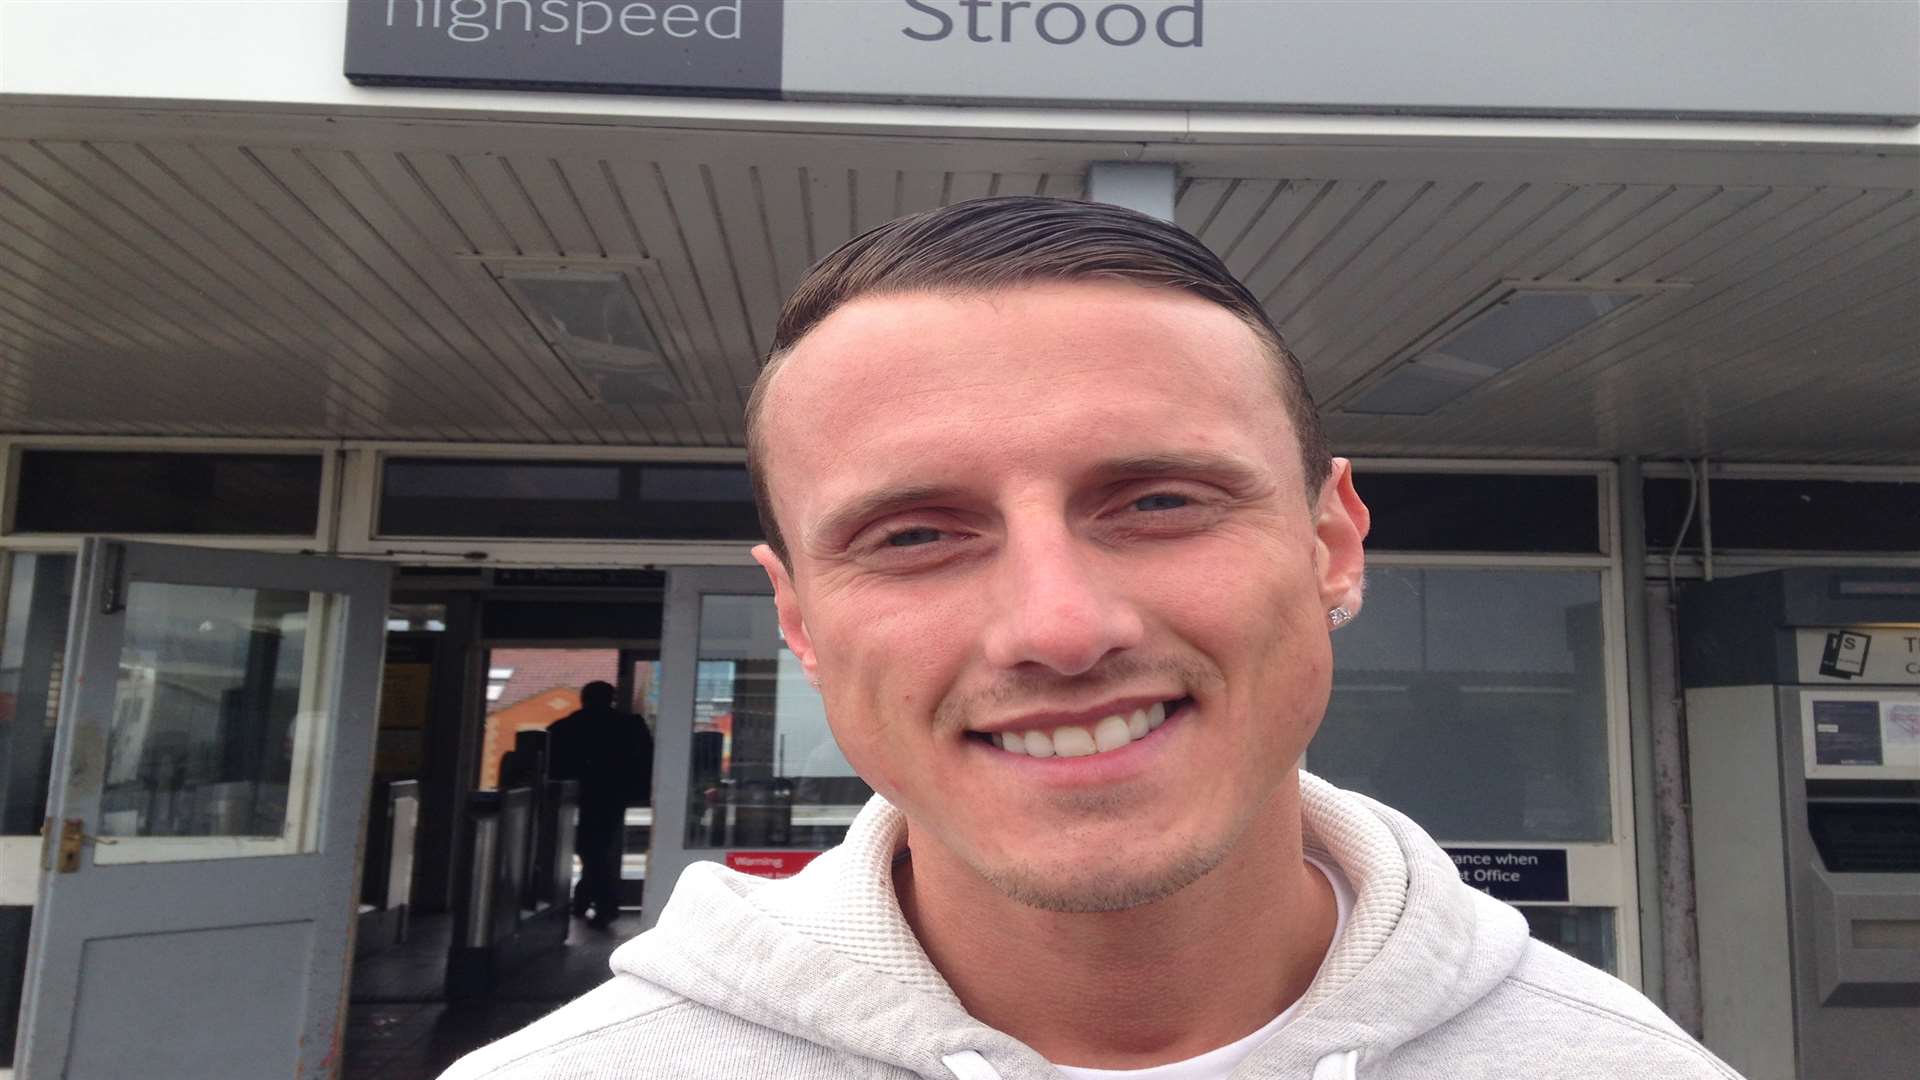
[545,680,654,928]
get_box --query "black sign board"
[1445,847,1570,903]
[344,0,783,97]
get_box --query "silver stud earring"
[1327,606,1353,629]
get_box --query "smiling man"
[444,197,1738,1079]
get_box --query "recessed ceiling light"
[495,266,686,405]
[1342,287,1648,416]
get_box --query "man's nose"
[981,522,1144,676]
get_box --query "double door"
[10,547,849,1073]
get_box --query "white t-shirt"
[1051,857,1355,1080]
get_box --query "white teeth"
[1052,725,1097,757]
[988,702,1180,758]
[1093,714,1132,753]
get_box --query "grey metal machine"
[1681,569,1920,1080]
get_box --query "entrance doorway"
[344,575,664,1078]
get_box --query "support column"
[1087,162,1176,222]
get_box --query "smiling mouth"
[970,697,1190,759]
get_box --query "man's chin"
[975,842,1232,914]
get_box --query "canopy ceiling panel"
[0,107,1913,463]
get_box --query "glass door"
[644,567,869,928]
[17,540,389,1079]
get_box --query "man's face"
[753,282,1368,911]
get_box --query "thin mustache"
[933,655,1222,731]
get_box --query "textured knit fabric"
[439,773,1743,1079]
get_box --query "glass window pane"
[378,458,759,541]
[1522,906,1617,974]
[1311,568,1613,842]
[98,583,330,853]
[686,595,870,848]
[479,648,623,791]
[0,553,77,835]
[1645,476,1920,553]
[1,905,28,1067]
[1356,473,1600,553]
[11,451,322,536]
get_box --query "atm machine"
[1680,569,1920,1080]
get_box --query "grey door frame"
[643,565,797,930]
[18,539,390,1079]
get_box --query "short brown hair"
[746,196,1329,564]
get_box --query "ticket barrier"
[1680,569,1920,1080]
[447,775,579,999]
[355,779,420,957]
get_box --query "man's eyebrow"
[804,483,966,550]
[1090,452,1267,487]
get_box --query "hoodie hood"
[613,772,1532,1078]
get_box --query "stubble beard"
[930,653,1244,912]
[964,784,1263,914]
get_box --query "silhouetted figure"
[547,681,653,928]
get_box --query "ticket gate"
[1680,569,1920,1080]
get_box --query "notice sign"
[1800,692,1920,780]
[724,850,820,879]
[1813,699,1886,766]
[1445,848,1569,903]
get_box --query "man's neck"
[893,787,1336,1070]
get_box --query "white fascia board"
[4,2,1916,152]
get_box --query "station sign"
[345,0,1920,123]
[1444,847,1570,903]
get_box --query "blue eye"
[1132,493,1188,511]
[886,527,943,547]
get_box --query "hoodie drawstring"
[941,1050,1003,1080]
[1312,1049,1360,1080]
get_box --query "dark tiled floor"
[345,912,640,1079]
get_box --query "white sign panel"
[1796,627,1920,687]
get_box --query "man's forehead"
[756,283,1298,521]
[765,282,1274,406]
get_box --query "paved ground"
[345,911,636,1079]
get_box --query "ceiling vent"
[491,264,687,405]
[1340,285,1659,416]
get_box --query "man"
[446,198,1737,1078]
[545,680,652,928]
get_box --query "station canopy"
[1,103,1916,464]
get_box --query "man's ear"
[1313,458,1370,617]
[752,544,820,686]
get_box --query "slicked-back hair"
[746,195,1330,566]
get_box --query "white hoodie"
[441,774,1742,1079]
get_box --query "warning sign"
[724,851,822,879]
